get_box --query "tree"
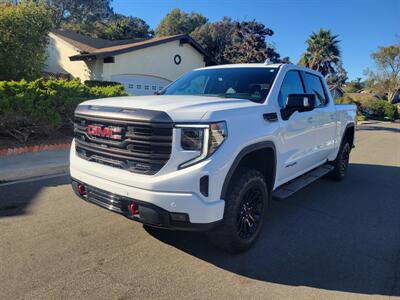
[365,45,400,103]
[191,18,279,64]
[155,8,207,36]
[0,3,52,80]
[299,29,341,76]
[191,17,235,64]
[224,20,274,63]
[344,77,364,93]
[47,0,113,35]
[47,1,153,40]
[281,56,291,64]
[45,0,113,37]
[326,61,348,88]
[98,14,153,40]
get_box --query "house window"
[159,86,163,90]
[137,84,142,89]
[103,57,115,63]
[144,85,149,90]
[128,84,134,89]
[152,86,157,91]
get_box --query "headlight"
[177,121,228,169]
[209,122,228,155]
[181,127,204,151]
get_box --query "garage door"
[111,74,171,96]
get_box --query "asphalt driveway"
[0,121,399,299]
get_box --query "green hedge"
[0,78,127,143]
[335,95,398,121]
[84,80,122,87]
[361,98,398,120]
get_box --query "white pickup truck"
[71,63,356,253]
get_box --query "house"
[44,30,213,95]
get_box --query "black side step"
[272,165,334,200]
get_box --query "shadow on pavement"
[146,163,400,296]
[0,176,70,218]
[357,124,400,133]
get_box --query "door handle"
[263,113,278,122]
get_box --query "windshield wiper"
[217,94,260,102]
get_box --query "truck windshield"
[161,67,278,102]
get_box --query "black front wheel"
[207,168,268,253]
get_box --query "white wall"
[43,33,103,81]
[44,35,205,84]
[102,40,205,82]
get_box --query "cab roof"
[196,63,323,77]
[196,63,284,70]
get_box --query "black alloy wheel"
[237,185,264,239]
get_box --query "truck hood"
[81,95,256,122]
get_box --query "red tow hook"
[77,183,86,196]
[128,202,139,216]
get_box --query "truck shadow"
[145,163,400,296]
[357,125,400,133]
[0,175,70,218]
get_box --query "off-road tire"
[207,168,268,253]
[329,139,351,181]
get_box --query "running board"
[272,165,334,200]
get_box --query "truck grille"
[74,114,173,175]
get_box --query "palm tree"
[299,29,341,76]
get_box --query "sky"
[112,0,400,80]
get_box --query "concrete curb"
[0,165,69,182]
[0,149,70,182]
[0,143,71,157]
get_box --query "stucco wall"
[44,34,205,82]
[44,33,102,81]
[102,40,205,81]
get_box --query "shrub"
[0,78,127,143]
[336,95,398,121]
[361,98,397,120]
[84,80,122,87]
[335,95,364,118]
[90,85,127,97]
[335,95,361,107]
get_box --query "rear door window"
[303,73,328,107]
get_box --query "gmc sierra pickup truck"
[71,63,356,253]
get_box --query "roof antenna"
[264,58,272,65]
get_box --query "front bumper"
[71,179,221,231]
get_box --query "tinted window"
[278,71,304,108]
[304,73,328,106]
[162,68,278,102]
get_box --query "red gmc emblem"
[87,125,122,140]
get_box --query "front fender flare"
[220,141,276,200]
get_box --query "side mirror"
[286,94,316,110]
[281,94,317,120]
